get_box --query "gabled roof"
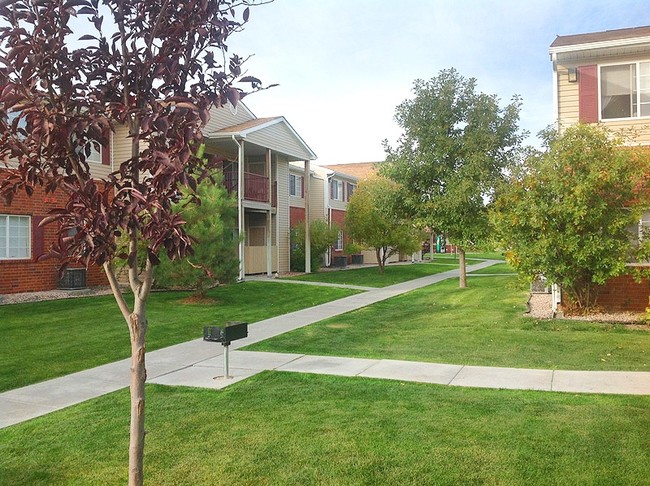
[549,25,650,61]
[550,25,650,49]
[209,117,283,137]
[320,162,382,180]
[206,115,317,161]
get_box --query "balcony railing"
[223,170,270,203]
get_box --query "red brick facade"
[596,274,650,312]
[330,209,347,256]
[0,179,106,294]
[289,206,305,227]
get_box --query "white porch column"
[304,159,311,273]
[237,139,246,281]
[266,149,273,276]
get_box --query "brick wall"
[289,206,305,227]
[595,274,650,312]
[0,179,106,294]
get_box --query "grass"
[283,261,458,287]
[0,282,358,392]
[246,275,650,371]
[428,251,506,261]
[2,373,650,485]
[468,262,515,274]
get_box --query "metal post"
[223,343,231,379]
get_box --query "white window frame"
[331,179,343,201]
[599,60,650,121]
[0,214,31,260]
[335,230,344,250]
[290,174,303,198]
[86,143,102,164]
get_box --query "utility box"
[203,321,248,345]
[58,268,87,290]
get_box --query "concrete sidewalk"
[2,259,648,430]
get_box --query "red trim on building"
[578,65,599,123]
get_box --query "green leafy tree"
[290,219,339,272]
[155,171,239,298]
[491,124,650,312]
[345,177,421,273]
[382,68,524,287]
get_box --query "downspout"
[304,160,311,273]
[551,52,560,131]
[232,135,245,281]
[326,173,333,267]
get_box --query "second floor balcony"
[223,170,277,207]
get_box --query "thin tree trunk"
[459,246,467,288]
[128,305,147,486]
[376,248,384,273]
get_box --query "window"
[73,136,102,164]
[86,144,102,164]
[331,179,343,201]
[290,174,303,197]
[335,230,344,250]
[0,215,31,259]
[600,61,650,119]
[346,183,356,201]
[639,211,650,242]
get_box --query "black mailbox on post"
[203,321,248,345]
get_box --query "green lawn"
[246,276,650,371]
[2,373,649,485]
[283,261,458,287]
[428,251,506,261]
[0,282,357,392]
[468,262,515,274]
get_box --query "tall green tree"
[382,69,524,287]
[491,124,650,312]
[154,171,238,298]
[345,177,421,273]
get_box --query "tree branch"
[103,261,131,322]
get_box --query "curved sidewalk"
[2,259,649,429]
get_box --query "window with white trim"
[0,215,31,259]
[290,174,303,197]
[335,230,344,250]
[331,179,343,201]
[600,61,650,120]
[86,143,102,164]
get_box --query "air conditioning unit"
[58,268,87,290]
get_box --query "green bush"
[290,220,339,272]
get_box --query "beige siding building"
[549,26,650,312]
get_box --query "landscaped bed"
[0,282,358,392]
[245,275,650,371]
[1,373,649,485]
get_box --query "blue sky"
[229,0,650,165]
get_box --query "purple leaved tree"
[0,1,269,484]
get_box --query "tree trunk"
[128,304,148,486]
[376,248,384,273]
[458,247,467,288]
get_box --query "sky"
[226,0,650,165]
